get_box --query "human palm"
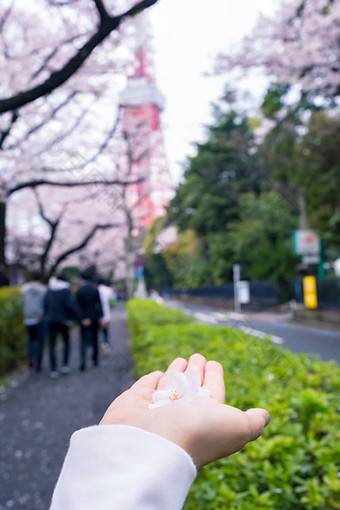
[100,353,270,468]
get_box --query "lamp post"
[233,263,241,313]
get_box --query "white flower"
[149,371,210,409]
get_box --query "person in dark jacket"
[44,273,79,378]
[76,270,103,371]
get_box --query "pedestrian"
[21,271,46,372]
[44,273,79,379]
[50,354,270,509]
[76,270,103,371]
[97,277,115,356]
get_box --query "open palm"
[100,353,270,468]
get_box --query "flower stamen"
[168,390,179,401]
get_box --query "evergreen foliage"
[128,299,340,509]
[0,287,26,377]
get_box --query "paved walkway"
[0,304,134,510]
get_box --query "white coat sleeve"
[50,425,197,510]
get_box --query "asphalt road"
[164,299,340,365]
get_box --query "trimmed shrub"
[0,287,26,377]
[127,299,340,509]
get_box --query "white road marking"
[212,311,246,321]
[192,312,217,324]
[191,311,284,345]
[177,304,285,345]
[239,326,284,345]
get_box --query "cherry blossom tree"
[0,0,159,114]
[6,184,121,278]
[0,0,158,284]
[215,0,340,102]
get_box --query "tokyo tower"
[118,9,173,228]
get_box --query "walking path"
[0,303,134,510]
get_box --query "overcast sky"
[148,0,282,183]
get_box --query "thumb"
[244,408,271,441]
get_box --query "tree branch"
[5,91,77,151]
[92,0,110,23]
[73,105,121,170]
[8,176,144,195]
[0,0,159,114]
[0,0,14,34]
[31,34,86,81]
[31,188,64,277]
[32,188,57,228]
[0,110,18,149]
[46,222,119,278]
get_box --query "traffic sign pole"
[233,264,241,313]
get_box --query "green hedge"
[0,287,26,377]
[127,299,340,509]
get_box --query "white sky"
[148,0,282,183]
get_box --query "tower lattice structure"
[118,10,173,229]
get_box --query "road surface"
[164,299,340,365]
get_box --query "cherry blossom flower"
[149,371,210,409]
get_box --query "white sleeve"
[50,425,197,510]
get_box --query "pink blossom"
[149,371,210,409]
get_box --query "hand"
[81,318,91,327]
[99,353,270,469]
[100,319,108,329]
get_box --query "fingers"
[244,408,271,441]
[157,357,187,390]
[186,353,207,384]
[131,371,163,394]
[203,361,225,403]
[156,354,224,398]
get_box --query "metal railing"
[163,278,340,310]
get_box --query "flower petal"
[149,371,210,409]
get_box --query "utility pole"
[233,263,241,313]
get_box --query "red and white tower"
[118,10,173,228]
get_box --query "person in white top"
[50,353,270,509]
[97,277,115,355]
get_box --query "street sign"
[236,281,250,304]
[135,267,144,278]
[293,229,320,255]
[302,255,320,264]
[334,258,340,277]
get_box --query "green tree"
[143,217,174,289]
[162,230,210,288]
[227,191,299,283]
[167,107,263,237]
[144,253,173,290]
[259,108,340,254]
[295,111,340,250]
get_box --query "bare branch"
[32,188,56,227]
[34,193,62,276]
[92,0,110,23]
[43,98,94,152]
[8,176,144,195]
[47,222,120,278]
[0,0,159,114]
[0,0,15,34]
[5,91,78,151]
[76,106,122,169]
[31,34,86,81]
[0,109,18,149]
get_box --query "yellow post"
[303,276,318,309]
